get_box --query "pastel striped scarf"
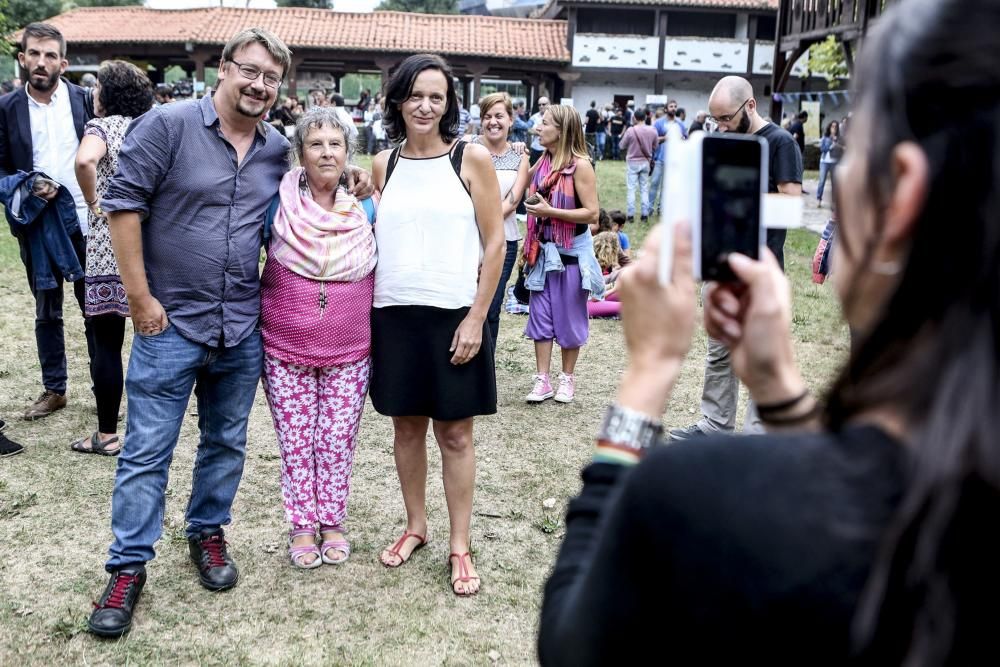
[270,167,378,282]
[527,153,579,249]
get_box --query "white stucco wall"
[663,37,750,73]
[572,34,660,70]
[753,41,809,76]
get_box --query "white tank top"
[374,143,483,309]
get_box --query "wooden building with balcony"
[535,0,806,116]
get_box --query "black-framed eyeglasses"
[708,97,750,125]
[227,59,282,89]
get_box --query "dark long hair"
[381,53,459,144]
[823,0,1000,663]
[97,60,153,119]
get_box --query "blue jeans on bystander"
[105,324,263,571]
[625,161,651,218]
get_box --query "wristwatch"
[597,403,664,456]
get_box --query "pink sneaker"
[554,373,576,403]
[526,374,554,403]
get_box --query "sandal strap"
[449,552,479,584]
[289,544,320,555]
[289,527,317,538]
[387,530,425,557]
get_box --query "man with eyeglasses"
[87,28,371,638]
[670,75,802,442]
[528,96,550,165]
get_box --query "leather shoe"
[88,565,146,638]
[189,528,239,591]
[23,390,66,420]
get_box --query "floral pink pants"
[262,354,371,530]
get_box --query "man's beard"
[666,109,675,119]
[236,86,269,118]
[25,67,59,93]
[735,109,752,134]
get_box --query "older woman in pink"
[260,107,377,569]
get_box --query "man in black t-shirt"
[670,76,803,442]
[609,109,625,159]
[788,110,807,157]
[585,100,601,160]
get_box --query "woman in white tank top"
[369,54,504,597]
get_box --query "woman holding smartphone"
[539,0,1000,662]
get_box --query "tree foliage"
[808,35,850,88]
[5,0,64,30]
[275,0,335,8]
[375,0,457,14]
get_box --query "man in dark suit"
[0,22,95,420]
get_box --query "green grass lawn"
[0,156,847,665]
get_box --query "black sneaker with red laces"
[188,527,239,591]
[88,565,146,638]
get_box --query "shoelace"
[94,573,136,609]
[201,536,229,568]
[533,376,549,393]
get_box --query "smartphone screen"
[700,136,763,282]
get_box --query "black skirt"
[370,305,497,421]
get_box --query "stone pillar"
[556,71,581,101]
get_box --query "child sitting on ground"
[609,209,631,259]
[587,231,623,319]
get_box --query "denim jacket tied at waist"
[525,228,606,299]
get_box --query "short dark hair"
[609,209,627,226]
[634,108,647,122]
[798,110,809,120]
[21,23,66,58]
[97,60,154,119]
[382,53,459,143]
[154,83,173,98]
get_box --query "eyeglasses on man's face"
[228,60,283,89]
[707,97,751,125]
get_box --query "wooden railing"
[770,0,892,115]
[777,0,889,52]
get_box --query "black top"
[755,122,804,269]
[788,119,806,154]
[585,108,601,134]
[609,116,625,136]
[539,426,909,666]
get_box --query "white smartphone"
[659,132,768,283]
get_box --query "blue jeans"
[610,135,621,160]
[106,324,263,571]
[625,161,651,218]
[649,159,665,213]
[596,131,606,159]
[487,240,519,353]
[817,160,836,202]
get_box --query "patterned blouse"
[471,136,523,242]
[84,115,131,318]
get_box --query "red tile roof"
[29,7,571,63]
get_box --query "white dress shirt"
[27,80,88,234]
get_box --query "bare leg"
[534,340,553,375]
[379,416,430,566]
[433,417,480,595]
[560,347,581,375]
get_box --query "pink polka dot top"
[260,252,374,367]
